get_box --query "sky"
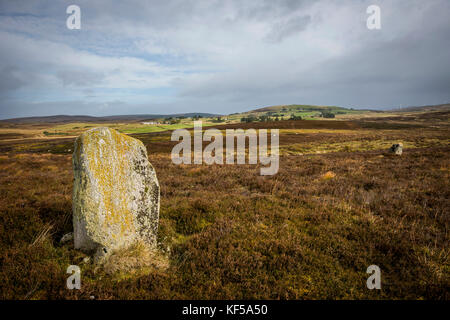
[0,0,449,119]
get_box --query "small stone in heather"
[60,232,74,244]
[389,143,403,155]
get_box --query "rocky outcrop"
[389,143,403,155]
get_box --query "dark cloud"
[0,0,449,118]
[0,66,29,93]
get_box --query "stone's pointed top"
[84,126,123,135]
[79,127,141,145]
[86,127,110,132]
[72,127,160,260]
[81,127,115,137]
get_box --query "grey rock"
[72,127,160,257]
[389,143,403,155]
[60,232,74,244]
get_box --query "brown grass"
[0,116,448,300]
[29,224,54,248]
[100,241,169,276]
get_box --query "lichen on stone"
[72,127,160,257]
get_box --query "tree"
[241,115,257,123]
[213,116,225,123]
[321,112,335,118]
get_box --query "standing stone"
[389,143,403,155]
[72,127,160,256]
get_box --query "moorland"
[0,104,448,299]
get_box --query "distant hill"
[390,103,450,113]
[247,104,372,113]
[226,104,376,121]
[0,113,219,124]
[2,103,449,125]
[232,103,450,120]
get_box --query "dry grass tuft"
[321,171,336,180]
[101,241,169,276]
[30,224,54,247]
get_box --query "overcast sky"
[0,0,449,119]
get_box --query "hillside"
[0,113,219,124]
[1,103,449,142]
[227,104,375,122]
[4,103,449,125]
[392,103,450,113]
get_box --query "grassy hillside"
[0,104,365,139]
[0,113,219,124]
[227,104,373,122]
[392,103,450,113]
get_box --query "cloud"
[0,66,31,93]
[0,0,449,118]
[57,70,105,87]
[265,15,311,43]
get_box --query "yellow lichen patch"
[77,128,137,247]
[73,125,159,256]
